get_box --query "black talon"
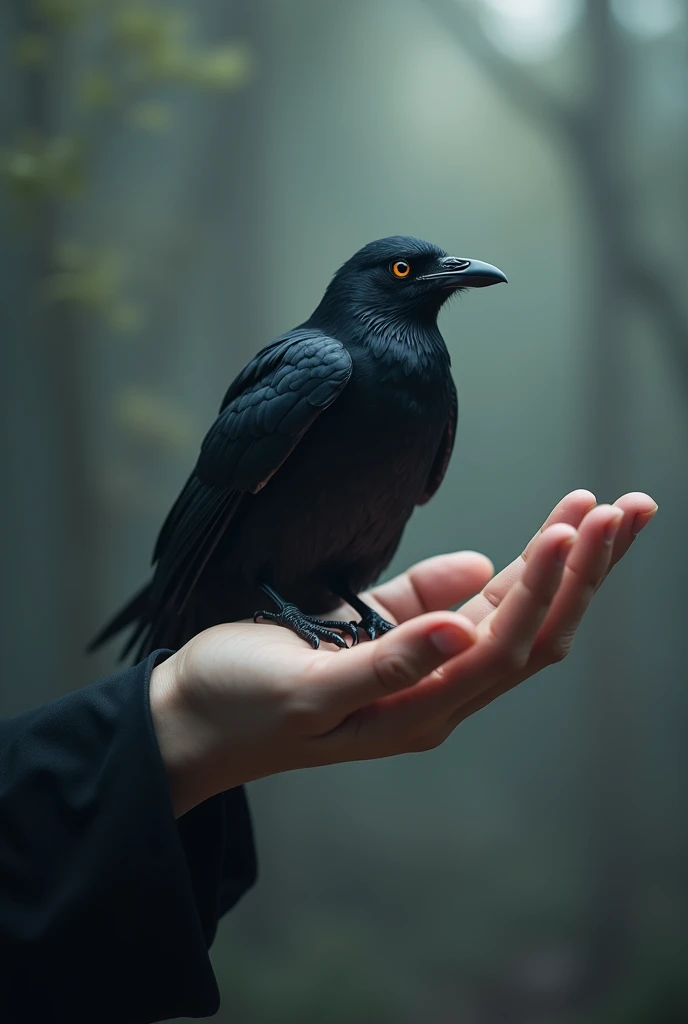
[314,618,359,645]
[254,585,356,649]
[334,586,396,641]
[253,609,278,624]
[357,608,395,641]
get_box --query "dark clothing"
[0,652,256,1023]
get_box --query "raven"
[90,236,506,656]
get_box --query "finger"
[459,490,597,626]
[483,523,577,657]
[453,505,625,721]
[432,525,581,730]
[367,551,495,623]
[372,494,657,738]
[521,489,597,561]
[362,525,578,736]
[602,492,658,581]
[454,496,657,723]
[309,611,477,718]
[527,503,624,668]
[457,491,649,629]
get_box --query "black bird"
[90,236,506,657]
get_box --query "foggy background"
[1,0,686,1020]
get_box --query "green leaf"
[43,247,121,309]
[0,133,85,200]
[182,42,253,90]
[113,6,186,51]
[112,6,252,91]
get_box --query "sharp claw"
[256,610,283,625]
[253,598,359,650]
[299,618,358,648]
[359,611,395,641]
[322,630,347,649]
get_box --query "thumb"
[315,612,477,717]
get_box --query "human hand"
[149,490,657,816]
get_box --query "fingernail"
[556,533,577,565]
[430,623,470,656]
[631,505,658,536]
[604,509,624,543]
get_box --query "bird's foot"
[254,594,358,650]
[356,609,395,641]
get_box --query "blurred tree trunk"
[572,2,635,998]
[420,0,688,1009]
[32,88,100,699]
[1,4,99,704]
[203,0,275,948]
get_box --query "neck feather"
[310,299,451,371]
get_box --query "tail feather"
[89,475,241,663]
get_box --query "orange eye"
[392,260,411,279]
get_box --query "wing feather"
[417,378,458,506]
[143,330,352,642]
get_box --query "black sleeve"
[0,651,257,1024]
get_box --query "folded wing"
[90,329,352,657]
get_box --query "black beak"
[419,256,508,289]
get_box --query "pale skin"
[150,490,658,817]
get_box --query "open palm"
[343,488,656,738]
[152,489,657,813]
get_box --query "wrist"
[149,649,217,818]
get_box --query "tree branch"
[422,0,688,403]
[420,0,580,139]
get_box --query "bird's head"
[311,235,507,339]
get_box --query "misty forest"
[1,1,687,1021]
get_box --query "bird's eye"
[392,260,411,279]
